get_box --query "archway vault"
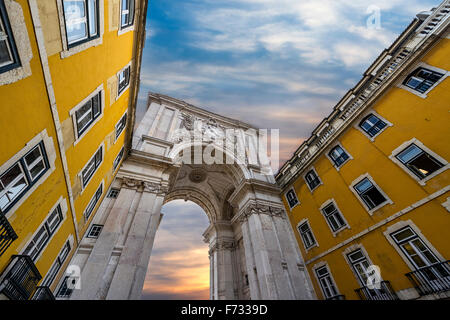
[67,93,316,300]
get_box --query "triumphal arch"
[68,93,315,300]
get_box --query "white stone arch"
[65,93,315,300]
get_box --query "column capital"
[121,177,144,191]
[209,237,236,256]
[234,202,285,223]
[143,181,169,195]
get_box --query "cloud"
[142,200,210,300]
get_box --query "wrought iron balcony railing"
[355,280,399,300]
[32,286,55,300]
[326,294,346,300]
[0,209,18,256]
[405,260,450,296]
[0,255,42,300]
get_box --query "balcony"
[405,260,450,296]
[0,255,42,300]
[326,294,346,300]
[0,209,18,256]
[355,281,399,300]
[32,286,55,300]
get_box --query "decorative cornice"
[143,181,169,195]
[234,202,285,223]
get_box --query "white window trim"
[383,220,445,272]
[312,261,341,299]
[303,166,323,193]
[318,198,350,237]
[389,138,449,186]
[84,179,104,221]
[116,61,132,100]
[0,0,33,85]
[69,84,105,145]
[342,243,383,287]
[397,62,449,99]
[0,129,57,219]
[285,187,299,210]
[56,0,105,59]
[42,234,74,287]
[325,142,353,171]
[114,110,128,143]
[78,142,104,194]
[349,173,393,215]
[18,196,68,263]
[354,110,393,142]
[117,0,136,36]
[113,147,124,172]
[296,218,319,252]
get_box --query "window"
[115,113,127,140]
[0,142,49,214]
[395,144,444,180]
[0,0,20,73]
[391,227,440,269]
[113,147,124,171]
[298,221,316,249]
[359,114,387,138]
[75,91,101,137]
[81,146,102,188]
[62,0,99,47]
[304,169,321,191]
[43,241,71,287]
[328,145,349,168]
[23,204,63,261]
[87,224,103,238]
[118,65,130,95]
[56,276,75,298]
[347,249,372,285]
[403,67,444,94]
[321,203,347,232]
[107,188,119,198]
[285,189,299,209]
[315,266,338,299]
[353,177,387,210]
[120,0,135,29]
[84,183,102,219]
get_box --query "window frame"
[0,0,21,74]
[107,188,120,198]
[120,0,135,30]
[117,63,131,98]
[297,219,318,251]
[398,63,448,98]
[21,200,66,262]
[84,181,103,220]
[314,263,340,299]
[319,199,349,236]
[349,173,392,214]
[80,144,103,190]
[389,138,448,186]
[113,147,124,171]
[326,143,352,170]
[115,111,127,141]
[61,0,100,48]
[42,239,72,287]
[0,141,49,214]
[303,167,322,192]
[356,111,392,141]
[87,224,103,238]
[285,187,299,210]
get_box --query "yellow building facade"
[0,0,147,299]
[276,4,450,300]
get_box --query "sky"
[138,0,442,299]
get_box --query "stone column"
[237,203,314,300]
[105,181,167,299]
[71,179,140,300]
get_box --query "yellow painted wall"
[282,38,450,299]
[0,0,76,283]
